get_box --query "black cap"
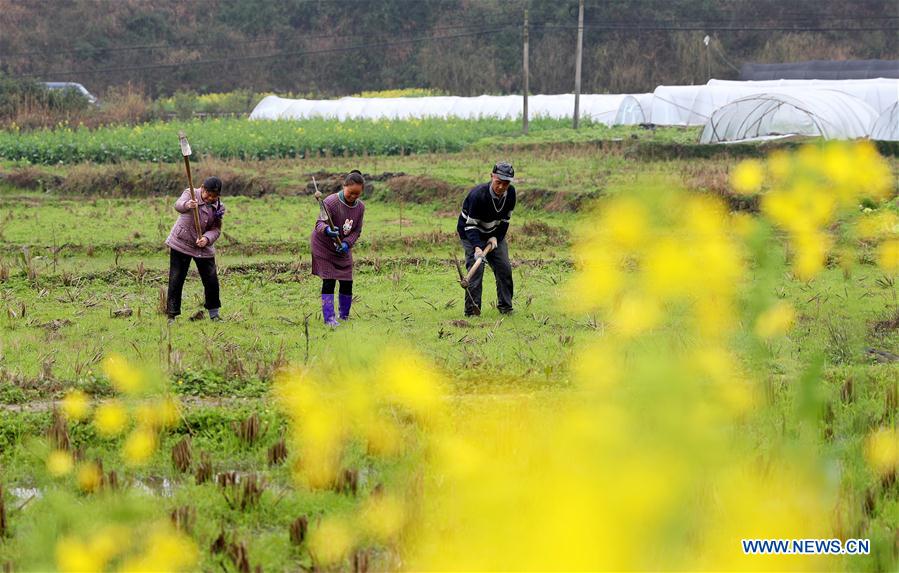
[492,161,514,181]
[202,176,222,194]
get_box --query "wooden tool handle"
[183,156,202,238]
[460,241,496,287]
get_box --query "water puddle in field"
[4,466,371,508]
[8,487,42,501]
[132,477,175,497]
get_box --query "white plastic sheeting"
[648,85,706,126]
[870,101,899,141]
[250,94,646,126]
[700,91,879,144]
[650,80,899,127]
[614,94,652,125]
[249,79,896,138]
[706,78,899,114]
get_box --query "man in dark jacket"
[456,161,516,316]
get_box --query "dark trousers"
[461,238,513,315]
[167,249,221,318]
[321,279,353,295]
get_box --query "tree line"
[0,0,896,98]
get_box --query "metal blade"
[178,131,192,157]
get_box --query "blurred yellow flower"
[572,342,622,391]
[120,525,199,572]
[602,198,649,250]
[730,159,764,195]
[94,401,128,437]
[568,249,622,311]
[102,353,144,395]
[364,419,402,457]
[612,294,660,337]
[61,389,90,421]
[864,427,898,476]
[854,211,899,240]
[47,450,73,477]
[134,403,159,429]
[309,516,355,565]
[158,396,182,428]
[754,302,796,339]
[877,239,899,272]
[378,352,443,421]
[56,537,106,573]
[123,427,157,466]
[792,232,829,281]
[76,461,102,493]
[359,494,406,542]
[643,238,694,299]
[729,212,757,240]
[767,150,791,181]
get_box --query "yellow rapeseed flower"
[101,353,144,395]
[158,396,182,428]
[359,493,406,542]
[864,427,899,476]
[767,150,792,181]
[754,302,796,339]
[877,239,899,272]
[378,352,444,421]
[612,294,660,337]
[601,198,649,250]
[568,249,622,311]
[364,419,403,457]
[94,401,128,437]
[730,159,764,195]
[61,389,91,421]
[572,342,623,391]
[643,238,694,299]
[47,450,74,477]
[56,537,107,573]
[120,525,199,572]
[76,461,102,493]
[309,516,355,565]
[854,211,899,240]
[123,427,157,466]
[693,346,756,414]
[792,232,830,280]
[134,403,159,429]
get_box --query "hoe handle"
[183,156,202,238]
[312,177,340,249]
[178,131,202,239]
[460,240,496,288]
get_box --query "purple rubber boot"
[321,294,340,327]
[338,294,353,320]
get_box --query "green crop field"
[0,120,896,571]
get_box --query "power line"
[14,25,519,80]
[7,13,896,60]
[540,23,899,32]
[0,18,512,59]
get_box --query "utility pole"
[573,0,584,129]
[523,8,529,135]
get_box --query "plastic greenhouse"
[647,85,706,126]
[700,91,879,144]
[870,101,899,140]
[706,78,899,114]
[250,94,649,126]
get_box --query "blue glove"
[324,226,340,238]
[336,241,350,255]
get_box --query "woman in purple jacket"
[165,176,226,322]
[311,170,366,326]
